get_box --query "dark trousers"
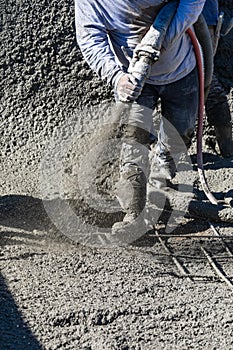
[205,73,231,127]
[116,67,199,215]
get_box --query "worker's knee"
[123,124,151,145]
[117,163,147,214]
[205,74,230,125]
[206,102,231,127]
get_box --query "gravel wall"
[1,0,112,195]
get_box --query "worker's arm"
[163,0,206,49]
[75,0,142,101]
[75,0,123,87]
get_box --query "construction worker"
[202,0,233,157]
[75,0,206,237]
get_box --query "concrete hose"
[193,14,214,101]
[187,28,233,222]
[187,27,218,206]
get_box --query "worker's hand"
[115,73,142,102]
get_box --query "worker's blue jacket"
[75,0,206,87]
[202,0,219,26]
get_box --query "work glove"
[115,73,142,102]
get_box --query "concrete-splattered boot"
[111,165,150,245]
[214,123,233,158]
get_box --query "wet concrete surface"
[1,0,233,349]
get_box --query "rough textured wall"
[1,0,112,194]
[1,0,112,151]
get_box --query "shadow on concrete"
[0,194,124,247]
[0,195,52,233]
[0,194,124,232]
[191,152,233,170]
[0,195,57,248]
[0,274,43,350]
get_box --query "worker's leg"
[206,25,233,158]
[113,84,158,236]
[205,73,233,157]
[116,84,158,217]
[146,68,199,226]
[156,67,199,174]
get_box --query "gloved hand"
[115,73,142,102]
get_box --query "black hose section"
[193,15,214,101]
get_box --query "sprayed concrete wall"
[1,0,113,195]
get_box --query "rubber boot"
[111,167,150,245]
[111,211,149,246]
[214,123,233,158]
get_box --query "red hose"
[187,28,218,205]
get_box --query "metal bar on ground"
[200,246,233,289]
[208,221,233,257]
[154,229,193,281]
[147,233,233,239]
